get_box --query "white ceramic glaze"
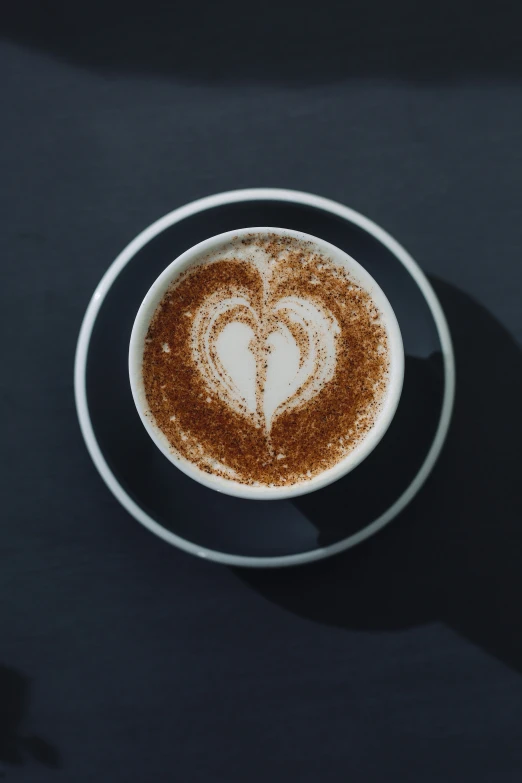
[75,188,455,567]
[129,227,405,500]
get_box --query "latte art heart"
[142,233,389,487]
[192,291,340,432]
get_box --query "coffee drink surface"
[142,233,389,487]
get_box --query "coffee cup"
[129,227,404,499]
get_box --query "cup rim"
[129,226,404,499]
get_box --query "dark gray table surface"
[2,2,522,781]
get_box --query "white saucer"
[75,189,455,568]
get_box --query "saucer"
[75,189,455,568]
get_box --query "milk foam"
[140,231,392,489]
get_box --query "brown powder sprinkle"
[142,233,389,486]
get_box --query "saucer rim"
[74,188,455,568]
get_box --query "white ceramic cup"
[129,227,404,500]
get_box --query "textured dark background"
[1,1,522,780]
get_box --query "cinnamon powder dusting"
[142,233,389,487]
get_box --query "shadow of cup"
[233,279,522,673]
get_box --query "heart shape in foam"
[192,290,340,432]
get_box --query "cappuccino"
[141,233,389,487]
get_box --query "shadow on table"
[234,279,522,674]
[0,666,61,772]
[2,0,522,85]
